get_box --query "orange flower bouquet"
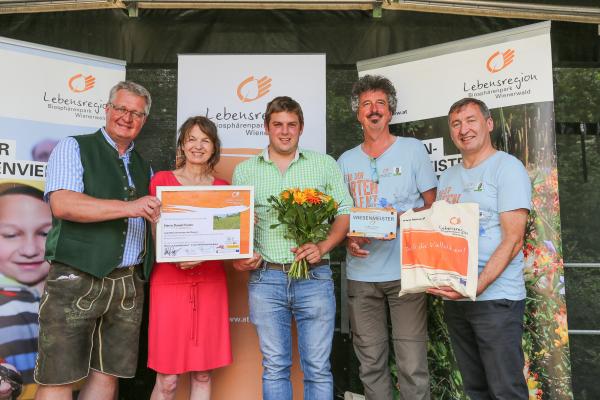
[268,188,338,279]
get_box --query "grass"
[213,213,241,230]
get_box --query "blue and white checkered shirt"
[45,128,146,267]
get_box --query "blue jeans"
[248,263,336,400]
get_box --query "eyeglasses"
[370,157,379,184]
[109,103,146,120]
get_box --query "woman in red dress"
[148,116,232,400]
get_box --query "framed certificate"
[155,185,254,262]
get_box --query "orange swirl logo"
[486,49,515,73]
[236,75,272,103]
[449,216,461,225]
[68,74,96,93]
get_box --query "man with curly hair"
[338,75,437,400]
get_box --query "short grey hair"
[448,98,491,121]
[108,81,152,115]
[351,75,398,114]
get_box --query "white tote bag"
[399,200,479,300]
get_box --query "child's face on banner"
[0,194,52,287]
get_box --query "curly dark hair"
[351,75,398,114]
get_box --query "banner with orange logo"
[176,54,326,400]
[0,36,125,399]
[357,22,553,124]
[177,54,326,179]
[358,21,573,400]
[0,36,125,186]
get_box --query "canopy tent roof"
[0,0,599,23]
[0,7,597,67]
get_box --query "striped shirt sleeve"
[44,137,84,201]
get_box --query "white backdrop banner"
[358,22,553,124]
[0,36,125,399]
[177,54,326,157]
[0,36,125,185]
[357,21,573,400]
[177,53,326,400]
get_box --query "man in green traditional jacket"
[34,81,160,400]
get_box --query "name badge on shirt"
[379,166,402,178]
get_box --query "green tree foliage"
[554,69,600,123]
[556,133,600,263]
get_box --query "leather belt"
[264,260,329,272]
